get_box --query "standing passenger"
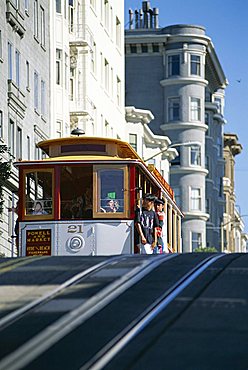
[154,198,169,253]
[8,200,19,254]
[134,194,159,254]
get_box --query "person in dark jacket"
[134,193,159,254]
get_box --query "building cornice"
[170,166,208,176]
[160,77,208,87]
[183,211,209,221]
[125,106,154,124]
[161,122,208,131]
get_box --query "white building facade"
[0,0,50,256]
[51,0,126,139]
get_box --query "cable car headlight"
[66,235,85,253]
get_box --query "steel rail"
[0,254,176,370]
[81,254,225,370]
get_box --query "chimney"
[153,7,159,28]
[149,8,153,28]
[142,1,151,29]
[129,8,134,29]
[135,9,139,29]
[139,9,143,28]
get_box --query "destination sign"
[26,229,52,256]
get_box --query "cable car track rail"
[0,254,176,370]
[81,253,225,370]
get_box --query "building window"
[190,145,201,166]
[218,177,223,197]
[25,0,29,12]
[65,53,68,89]
[15,49,20,88]
[56,120,62,137]
[56,49,62,85]
[35,140,42,160]
[26,61,30,90]
[206,198,210,214]
[130,45,137,53]
[16,127,22,160]
[90,43,96,74]
[12,0,19,8]
[70,68,74,100]
[64,0,67,18]
[34,71,39,110]
[190,54,201,75]
[217,137,222,157]
[190,187,202,211]
[168,55,180,76]
[9,119,15,156]
[129,133,137,151]
[104,0,109,31]
[40,6,45,47]
[41,80,45,116]
[56,0,61,13]
[109,6,113,38]
[8,42,13,80]
[27,136,31,160]
[168,97,180,121]
[174,187,181,207]
[0,111,3,138]
[192,232,202,251]
[190,97,201,121]
[104,58,109,92]
[141,44,148,53]
[152,44,159,52]
[104,120,109,136]
[34,0,38,38]
[205,112,210,125]
[90,0,96,9]
[116,17,121,49]
[214,97,222,114]
[68,0,74,32]
[205,88,212,102]
[205,155,210,173]
[117,76,121,106]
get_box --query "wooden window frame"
[23,168,54,220]
[93,164,129,218]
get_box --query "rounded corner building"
[125,1,228,252]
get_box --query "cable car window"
[24,170,53,217]
[60,165,93,219]
[99,169,124,213]
[94,166,128,217]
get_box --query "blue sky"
[124,0,248,232]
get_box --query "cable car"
[15,136,183,256]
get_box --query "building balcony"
[69,96,94,119]
[6,0,26,37]
[69,24,93,49]
[7,80,26,118]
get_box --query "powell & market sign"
[26,229,51,256]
